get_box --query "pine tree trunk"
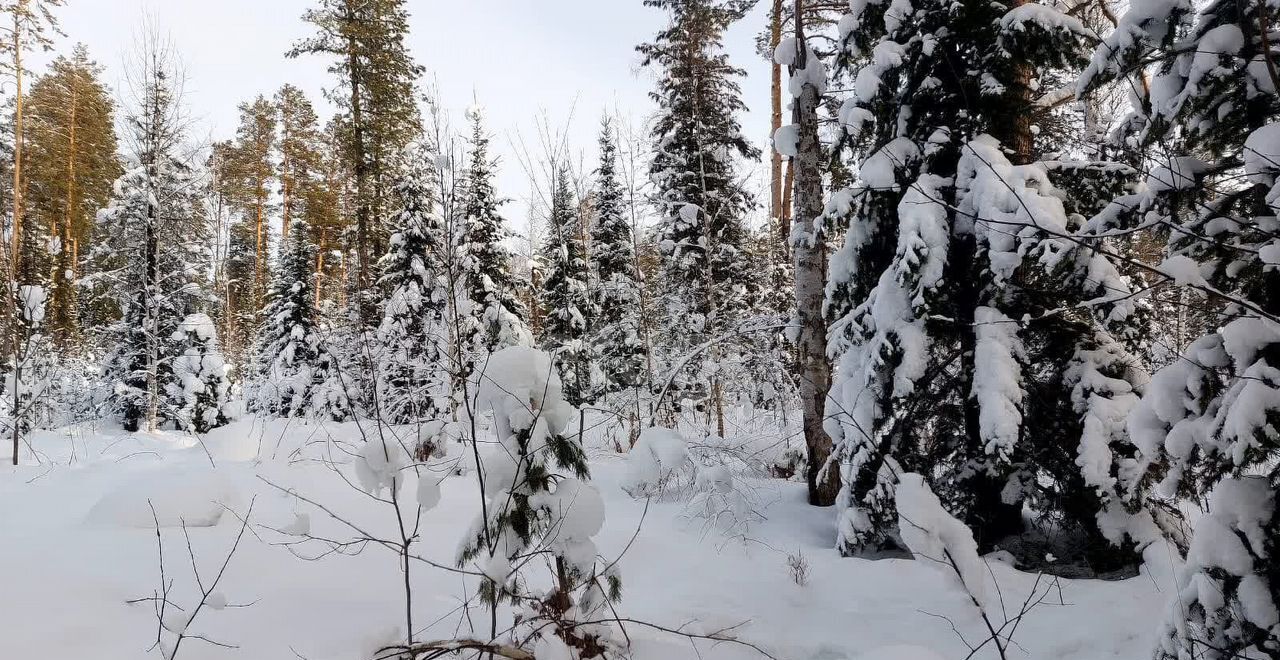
[315,232,326,305]
[781,160,795,228]
[10,331,21,465]
[281,147,292,238]
[343,6,371,310]
[10,7,25,278]
[9,5,26,464]
[255,201,265,310]
[55,78,80,346]
[770,0,786,249]
[790,1,840,506]
[994,0,1035,165]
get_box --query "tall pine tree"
[289,0,423,314]
[275,84,328,240]
[21,44,120,348]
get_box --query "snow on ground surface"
[0,416,1171,659]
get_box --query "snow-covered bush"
[623,427,691,497]
[1,286,57,454]
[457,346,623,658]
[624,426,765,535]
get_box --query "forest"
[0,0,1277,659]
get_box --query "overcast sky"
[35,0,774,233]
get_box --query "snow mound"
[86,467,242,528]
[624,427,690,493]
[200,424,264,462]
[856,645,946,660]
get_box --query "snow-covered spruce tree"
[91,41,211,433]
[248,219,349,421]
[459,108,532,364]
[638,0,761,422]
[540,166,598,407]
[166,313,231,434]
[589,118,648,395]
[456,346,622,658]
[374,155,449,426]
[1082,0,1280,655]
[822,0,1163,569]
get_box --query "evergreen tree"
[1,0,64,290]
[223,96,277,318]
[822,0,1165,569]
[166,313,231,434]
[91,39,210,433]
[589,119,648,394]
[638,0,761,422]
[248,219,349,420]
[275,84,328,240]
[21,44,120,347]
[540,166,596,407]
[374,155,448,425]
[459,108,531,363]
[1084,0,1280,655]
[275,85,345,312]
[314,118,351,305]
[289,0,424,309]
[94,159,209,432]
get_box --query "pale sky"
[35,0,775,235]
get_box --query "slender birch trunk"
[790,0,839,506]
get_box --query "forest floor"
[0,414,1173,659]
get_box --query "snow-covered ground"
[0,417,1172,659]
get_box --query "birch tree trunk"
[790,0,839,506]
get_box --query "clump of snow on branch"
[896,474,994,611]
